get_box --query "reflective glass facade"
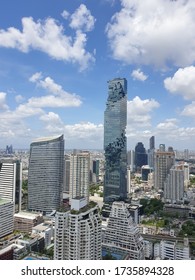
[28,135,64,214]
[104,78,127,202]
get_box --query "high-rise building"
[102,201,144,259]
[0,159,22,213]
[104,78,127,202]
[149,136,155,150]
[54,197,102,260]
[141,165,152,181]
[0,199,14,238]
[164,165,184,203]
[28,135,64,214]
[183,162,190,189]
[69,151,90,203]
[127,166,131,194]
[148,136,155,169]
[5,145,13,155]
[134,142,148,171]
[64,154,70,193]
[154,145,175,191]
[127,150,135,172]
[184,149,189,161]
[92,159,100,183]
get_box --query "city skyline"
[1,1,195,150]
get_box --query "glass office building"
[28,135,64,214]
[104,78,127,202]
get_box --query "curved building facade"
[104,78,127,202]
[28,135,64,214]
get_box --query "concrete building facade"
[54,197,102,260]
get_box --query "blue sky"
[1,0,195,151]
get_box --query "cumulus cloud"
[29,72,42,83]
[127,96,160,126]
[15,94,25,103]
[155,118,195,142]
[40,112,63,123]
[29,73,82,107]
[0,92,9,110]
[0,12,95,71]
[69,4,96,32]
[156,118,178,130]
[131,69,148,81]
[164,66,195,100]
[106,0,195,67]
[181,102,195,117]
[39,119,104,148]
[61,10,70,20]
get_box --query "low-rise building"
[14,211,43,233]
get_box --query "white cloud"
[0,15,95,71]
[40,112,63,123]
[29,73,82,107]
[0,92,9,110]
[127,96,160,127]
[106,0,195,67]
[181,102,195,117]
[156,118,178,130]
[40,120,104,148]
[155,118,195,143]
[15,94,25,103]
[29,72,42,83]
[164,66,195,100]
[69,4,96,32]
[131,69,148,81]
[61,10,70,20]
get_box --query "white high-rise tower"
[54,197,102,260]
[69,151,90,203]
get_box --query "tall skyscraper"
[64,154,70,193]
[104,78,127,202]
[69,151,90,203]
[102,201,144,259]
[134,142,148,171]
[154,144,175,191]
[0,159,22,213]
[28,135,64,214]
[148,136,155,169]
[149,136,155,150]
[54,197,102,260]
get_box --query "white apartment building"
[164,165,184,203]
[54,197,102,260]
[69,151,90,203]
[102,201,144,260]
[32,222,54,248]
[0,199,14,238]
[154,239,190,260]
[143,240,153,259]
[0,160,22,212]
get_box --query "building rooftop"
[32,223,50,232]
[14,211,42,220]
[31,135,63,144]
